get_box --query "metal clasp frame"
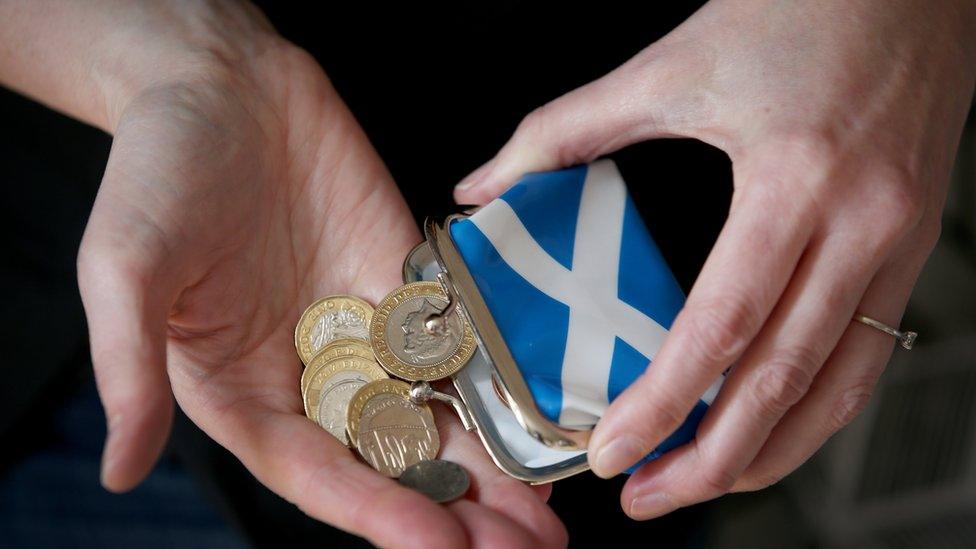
[402,212,592,484]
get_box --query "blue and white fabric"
[450,160,722,458]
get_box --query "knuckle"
[683,296,763,369]
[643,386,692,432]
[701,461,738,494]
[830,381,876,430]
[76,238,107,290]
[781,130,840,170]
[740,470,785,492]
[515,105,551,143]
[751,348,820,419]
[872,182,925,240]
[77,237,153,299]
[514,102,586,167]
[760,129,841,185]
[732,182,816,229]
[551,135,588,167]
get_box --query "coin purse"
[404,159,724,483]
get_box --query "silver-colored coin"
[398,460,470,503]
[316,371,374,445]
[386,294,463,367]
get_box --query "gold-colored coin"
[346,379,440,477]
[295,295,374,365]
[369,282,476,381]
[301,339,376,417]
[310,356,388,445]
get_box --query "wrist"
[89,2,287,132]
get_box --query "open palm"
[77,46,565,548]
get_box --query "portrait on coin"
[398,298,461,364]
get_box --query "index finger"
[587,181,812,478]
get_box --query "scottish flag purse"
[403,159,723,483]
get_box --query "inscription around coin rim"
[302,343,383,418]
[308,357,387,427]
[301,338,374,394]
[369,282,476,381]
[295,296,374,365]
[301,337,373,384]
[345,379,439,461]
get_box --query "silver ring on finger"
[852,313,917,350]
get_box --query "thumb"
[77,199,179,493]
[454,48,702,204]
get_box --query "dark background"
[2,2,974,548]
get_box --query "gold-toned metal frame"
[419,213,593,482]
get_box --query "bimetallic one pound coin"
[369,282,476,381]
[296,295,374,365]
[301,339,377,417]
[346,379,440,477]
[398,460,470,503]
[309,358,388,445]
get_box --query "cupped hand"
[78,37,565,548]
[455,0,975,520]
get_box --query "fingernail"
[100,433,119,489]
[629,492,675,519]
[100,413,123,489]
[592,435,646,478]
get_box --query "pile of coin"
[295,282,476,502]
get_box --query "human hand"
[74,5,565,547]
[455,0,975,520]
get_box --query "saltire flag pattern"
[450,160,723,463]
